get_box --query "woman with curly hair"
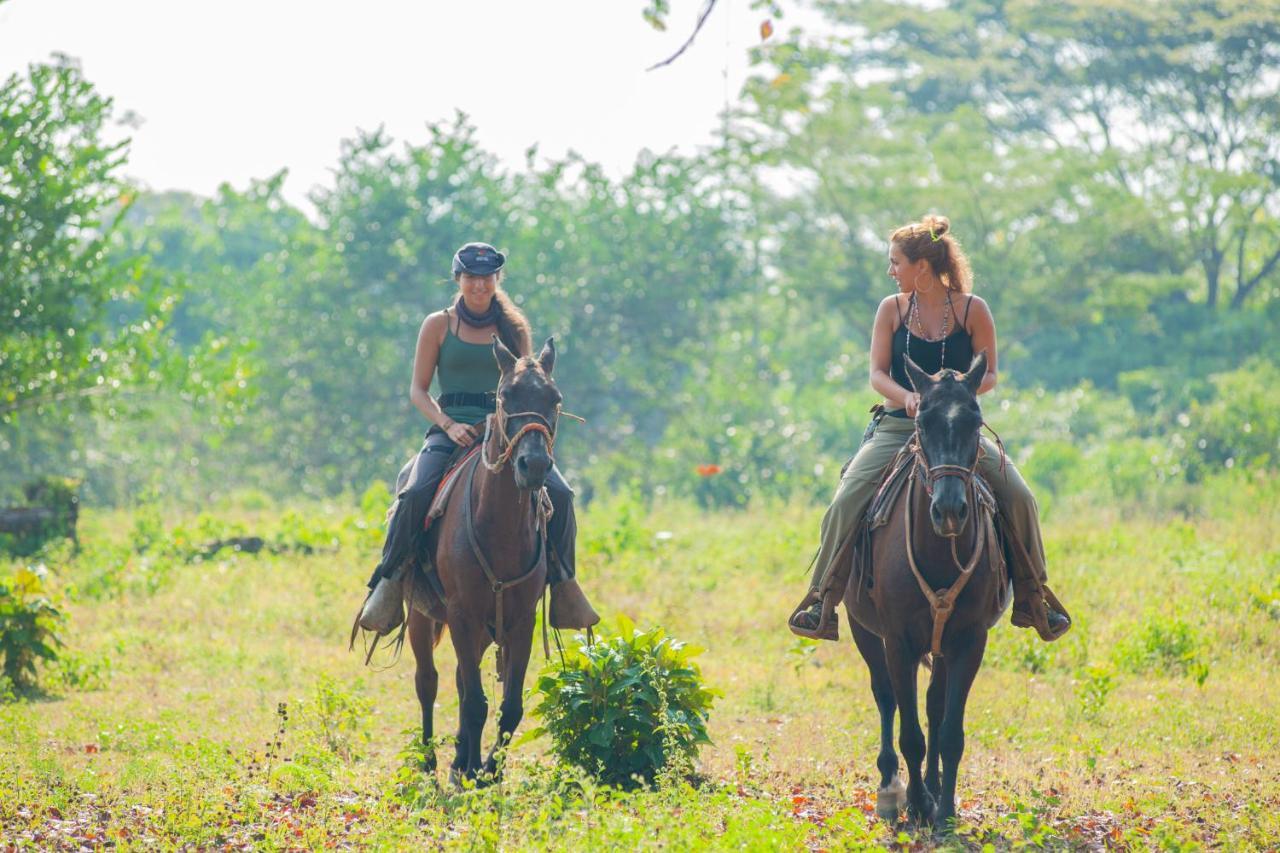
[788,216,1070,643]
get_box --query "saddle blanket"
[423,445,482,529]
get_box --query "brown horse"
[843,351,1010,829]
[405,336,561,781]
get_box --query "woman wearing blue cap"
[357,242,599,636]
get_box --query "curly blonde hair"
[890,214,973,294]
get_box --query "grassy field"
[2,487,1278,850]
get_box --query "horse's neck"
[471,451,538,556]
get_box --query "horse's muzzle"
[929,486,970,538]
[514,447,552,490]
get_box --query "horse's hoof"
[907,791,937,827]
[876,774,907,821]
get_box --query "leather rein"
[464,401,560,676]
[902,421,1006,657]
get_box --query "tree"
[0,59,238,423]
[0,58,247,498]
[796,0,1280,310]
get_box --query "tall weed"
[0,565,64,694]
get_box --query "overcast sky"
[0,0,789,211]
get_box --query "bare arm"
[409,312,479,446]
[964,296,999,395]
[869,295,921,415]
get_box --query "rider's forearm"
[410,385,453,429]
[870,369,913,407]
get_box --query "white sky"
[0,0,791,212]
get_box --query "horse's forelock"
[512,356,544,377]
[502,358,556,401]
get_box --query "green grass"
[1,493,1278,849]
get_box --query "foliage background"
[3,1,1278,511]
[3,3,1280,847]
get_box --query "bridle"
[909,418,1007,498]
[903,408,1008,657]
[480,399,561,474]
[467,390,569,675]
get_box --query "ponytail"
[890,214,973,293]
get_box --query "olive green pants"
[808,415,1048,595]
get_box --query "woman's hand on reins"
[445,421,478,447]
[902,392,922,418]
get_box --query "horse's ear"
[904,355,934,395]
[492,335,517,375]
[962,350,988,396]
[537,336,555,376]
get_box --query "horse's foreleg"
[484,615,535,780]
[850,620,903,819]
[885,637,935,826]
[448,623,489,781]
[407,609,439,772]
[452,664,467,772]
[936,629,987,830]
[924,654,948,800]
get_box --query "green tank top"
[437,312,501,425]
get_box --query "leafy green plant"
[129,503,166,553]
[582,493,653,559]
[54,648,111,691]
[529,618,718,789]
[271,510,343,555]
[1076,664,1116,723]
[0,566,65,693]
[1113,613,1209,683]
[389,730,445,808]
[302,675,373,763]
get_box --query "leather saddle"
[389,445,483,622]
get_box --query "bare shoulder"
[876,293,904,322]
[420,310,449,344]
[964,294,995,328]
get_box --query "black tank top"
[887,293,976,417]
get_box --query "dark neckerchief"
[455,296,499,328]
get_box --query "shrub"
[529,618,718,788]
[0,566,65,693]
[301,675,373,763]
[0,477,80,556]
[1113,612,1209,684]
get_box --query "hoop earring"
[913,272,935,295]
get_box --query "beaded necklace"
[903,291,953,391]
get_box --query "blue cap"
[452,242,506,276]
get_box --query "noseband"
[909,434,979,498]
[909,420,1007,497]
[481,401,560,474]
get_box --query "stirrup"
[788,596,838,642]
[1012,586,1071,642]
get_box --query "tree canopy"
[4,2,1278,507]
